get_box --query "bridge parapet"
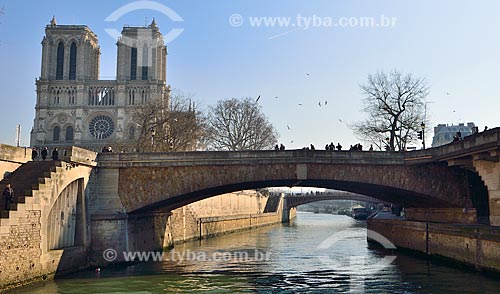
[97,149,408,167]
[405,127,500,163]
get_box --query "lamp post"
[151,128,156,148]
[420,122,426,149]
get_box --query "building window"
[53,126,60,142]
[141,43,148,80]
[69,42,77,80]
[130,47,137,80]
[56,42,64,80]
[89,115,115,140]
[129,126,135,140]
[66,126,74,142]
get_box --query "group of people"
[274,144,286,151]
[349,143,367,151]
[31,147,58,161]
[101,146,113,153]
[452,130,463,142]
[325,142,343,151]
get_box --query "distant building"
[432,122,476,147]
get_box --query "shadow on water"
[13,213,500,294]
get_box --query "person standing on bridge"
[31,148,38,161]
[3,183,14,211]
[52,148,59,161]
[41,147,48,160]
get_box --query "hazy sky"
[0,0,499,149]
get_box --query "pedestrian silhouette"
[3,184,14,210]
[31,148,38,161]
[41,147,48,160]
[52,148,59,161]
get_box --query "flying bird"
[291,140,294,143]
[256,95,261,102]
[287,125,292,130]
[306,73,310,76]
[298,103,303,106]
[338,119,343,123]
[275,96,279,99]
[318,101,322,107]
[446,92,451,96]
[325,100,328,106]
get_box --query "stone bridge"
[95,128,500,226]
[284,192,387,208]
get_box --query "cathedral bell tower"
[31,18,169,152]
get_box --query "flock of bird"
[252,73,345,146]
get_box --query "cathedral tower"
[31,18,169,152]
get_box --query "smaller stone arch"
[46,178,85,250]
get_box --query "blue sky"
[0,0,499,148]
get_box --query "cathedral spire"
[150,18,157,29]
[50,16,57,27]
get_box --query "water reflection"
[16,213,500,294]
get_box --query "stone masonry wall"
[0,161,94,291]
[0,144,31,180]
[0,210,43,290]
[368,218,500,272]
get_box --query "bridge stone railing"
[97,149,409,167]
[405,127,500,163]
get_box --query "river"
[14,212,500,293]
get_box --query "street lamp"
[420,122,426,149]
[151,128,156,147]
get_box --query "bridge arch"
[96,152,475,214]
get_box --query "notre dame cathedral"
[30,17,169,152]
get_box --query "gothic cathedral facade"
[30,17,169,152]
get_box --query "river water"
[16,212,500,293]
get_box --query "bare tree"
[353,70,429,151]
[204,97,278,151]
[128,91,204,152]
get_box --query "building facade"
[30,17,169,152]
[432,122,476,147]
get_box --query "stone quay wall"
[368,218,500,272]
[90,191,294,265]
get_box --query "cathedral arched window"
[69,42,77,80]
[130,47,137,80]
[129,126,135,140]
[53,126,61,142]
[142,43,148,80]
[56,42,64,80]
[66,126,74,142]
